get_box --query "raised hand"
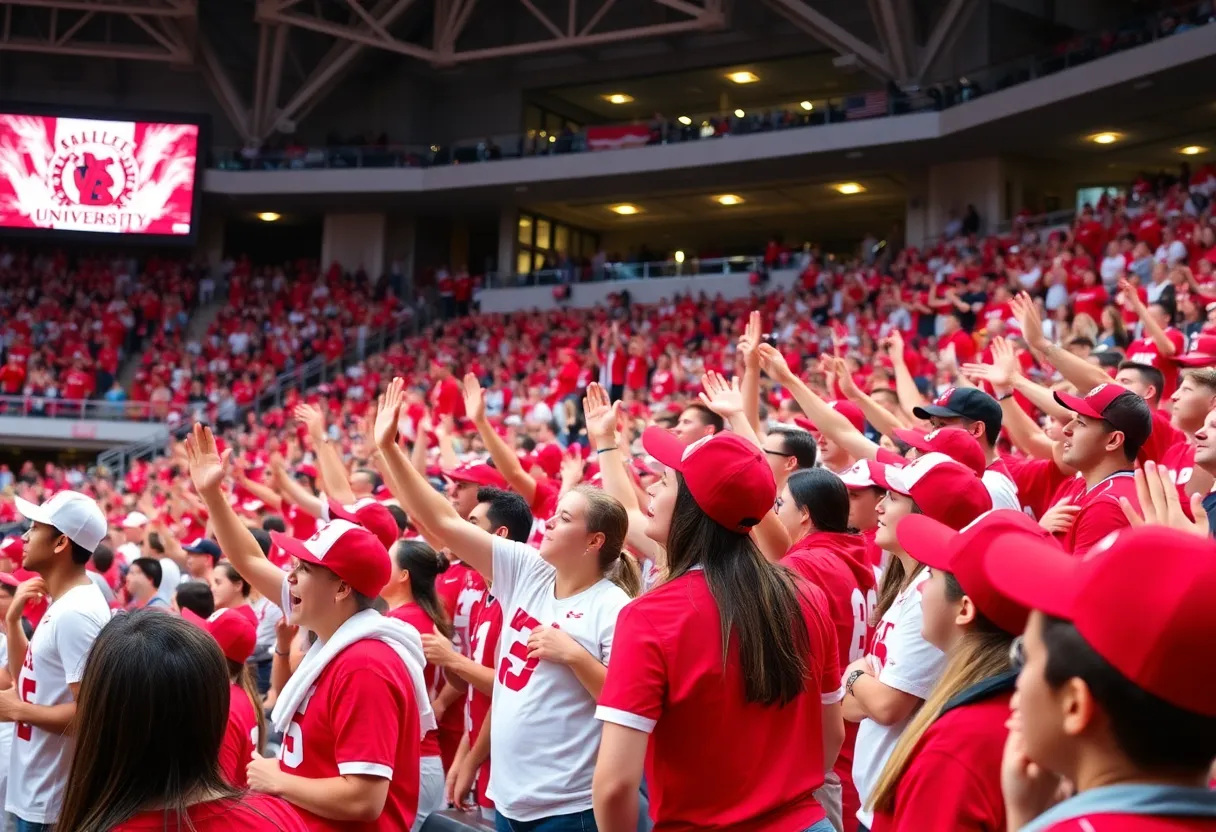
[1119,461,1209,537]
[293,403,326,441]
[462,373,486,424]
[737,310,763,368]
[374,377,405,449]
[834,357,862,401]
[582,382,621,447]
[1117,277,1143,311]
[560,447,586,486]
[757,343,795,383]
[884,329,905,362]
[1011,292,1048,352]
[699,371,744,418]
[184,422,230,496]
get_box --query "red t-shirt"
[1054,471,1139,555]
[625,356,649,391]
[1042,817,1216,831]
[1073,285,1108,322]
[939,329,977,363]
[286,503,320,542]
[870,690,1011,832]
[387,602,442,758]
[429,376,465,420]
[0,364,25,394]
[278,640,421,831]
[466,594,503,810]
[220,682,258,788]
[1005,457,1073,520]
[598,570,841,832]
[1125,330,1185,399]
[1138,409,1188,469]
[112,795,306,831]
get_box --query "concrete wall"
[321,213,387,275]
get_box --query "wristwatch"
[846,669,866,697]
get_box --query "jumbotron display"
[0,112,201,237]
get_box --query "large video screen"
[0,112,201,238]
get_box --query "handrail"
[483,255,767,288]
[209,3,1212,173]
[0,395,167,421]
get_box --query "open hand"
[293,403,326,441]
[462,373,486,424]
[699,371,744,418]
[582,382,621,447]
[757,343,795,384]
[374,377,405,449]
[184,423,230,496]
[1119,460,1209,537]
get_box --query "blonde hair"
[574,485,642,598]
[868,575,1013,814]
[1071,312,1099,341]
[1183,367,1216,392]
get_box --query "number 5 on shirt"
[497,608,541,692]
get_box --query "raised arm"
[463,374,538,505]
[699,371,761,447]
[885,330,928,414]
[1013,292,1110,393]
[1120,277,1177,356]
[375,378,497,579]
[295,403,357,506]
[738,311,764,436]
[234,466,284,512]
[271,458,324,519]
[186,424,288,607]
[835,357,907,439]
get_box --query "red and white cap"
[642,427,775,533]
[270,519,391,599]
[795,399,866,434]
[0,536,23,567]
[867,452,992,530]
[0,572,18,589]
[838,459,880,490]
[1053,382,1130,420]
[121,511,149,529]
[984,526,1216,717]
[327,497,399,550]
[895,509,1055,635]
[182,607,257,664]
[1175,334,1216,368]
[443,462,508,490]
[893,426,986,477]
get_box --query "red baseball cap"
[1053,382,1130,419]
[182,607,257,664]
[1175,334,1216,368]
[867,452,992,530]
[893,427,986,476]
[443,462,508,490]
[984,526,1216,717]
[642,427,775,533]
[296,464,319,480]
[270,519,392,599]
[838,459,881,490]
[0,536,23,567]
[535,444,563,479]
[895,509,1055,635]
[327,497,399,550]
[795,400,866,434]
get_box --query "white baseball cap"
[121,511,149,529]
[16,491,107,553]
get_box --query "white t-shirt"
[155,557,182,605]
[852,569,947,829]
[0,634,11,810]
[486,537,630,822]
[7,582,110,823]
[983,469,1021,511]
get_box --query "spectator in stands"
[124,557,167,611]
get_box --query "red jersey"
[278,640,421,831]
[598,570,841,832]
[219,682,258,788]
[939,329,977,363]
[436,561,486,657]
[286,503,320,542]
[625,356,649,391]
[387,603,442,758]
[112,794,306,831]
[429,376,465,420]
[1006,456,1073,520]
[1125,330,1185,399]
[1053,471,1139,555]
[650,370,676,400]
[466,594,503,810]
[63,368,91,400]
[1073,285,1108,322]
[870,686,1011,832]
[0,364,25,394]
[1161,441,1196,490]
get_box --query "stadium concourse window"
[516,213,598,284]
[1076,186,1126,213]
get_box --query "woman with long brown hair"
[867,510,1049,831]
[57,610,305,832]
[594,427,845,832]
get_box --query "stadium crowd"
[0,158,1211,831]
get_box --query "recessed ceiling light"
[800,100,813,111]
[835,183,864,195]
[256,212,281,222]
[677,116,692,125]
[734,108,745,118]
[603,93,633,104]
[716,194,743,206]
[610,204,639,215]
[726,71,759,84]
[1180,145,1207,155]
[1089,132,1122,145]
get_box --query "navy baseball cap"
[183,538,223,563]
[912,387,1002,445]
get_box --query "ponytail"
[574,485,640,598]
[393,540,454,639]
[607,551,642,599]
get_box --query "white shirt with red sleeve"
[277,640,421,831]
[487,537,629,823]
[1125,329,1185,398]
[597,570,841,832]
[853,570,947,830]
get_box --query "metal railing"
[96,435,167,485]
[484,255,767,288]
[209,3,1212,174]
[0,395,169,421]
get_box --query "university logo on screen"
[41,130,142,229]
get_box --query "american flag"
[845,91,889,120]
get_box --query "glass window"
[518,214,533,246]
[554,225,569,256]
[523,106,544,132]
[535,218,551,250]
[517,250,533,275]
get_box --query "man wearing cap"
[0,491,110,831]
[1051,383,1153,555]
[911,387,1020,511]
[182,538,222,586]
[986,526,1216,831]
[117,510,148,563]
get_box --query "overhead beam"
[198,34,254,143]
[916,0,977,81]
[868,0,914,81]
[260,7,435,61]
[259,23,289,139]
[447,16,715,62]
[0,0,191,16]
[762,0,892,81]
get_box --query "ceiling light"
[674,250,685,263]
[548,135,556,142]
[611,204,639,215]
[800,100,813,111]
[716,194,743,206]
[1180,145,1207,155]
[677,116,692,125]
[1089,131,1122,145]
[835,183,864,195]
[734,108,745,118]
[727,71,759,84]
[256,212,281,222]
[603,93,634,104]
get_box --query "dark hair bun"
[435,552,450,574]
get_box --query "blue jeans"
[11,817,53,832]
[496,808,597,832]
[804,821,836,832]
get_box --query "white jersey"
[0,633,11,812]
[7,582,110,823]
[852,569,947,829]
[983,468,1021,512]
[487,537,629,822]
